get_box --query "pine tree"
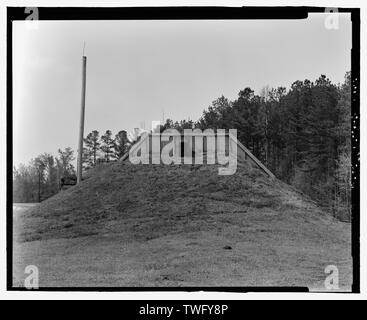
[114,130,129,159]
[101,130,115,162]
[84,130,100,167]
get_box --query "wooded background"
[13,73,351,221]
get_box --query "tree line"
[13,130,130,203]
[161,73,351,221]
[13,73,351,221]
[13,148,76,203]
[82,130,129,168]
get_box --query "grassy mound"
[13,161,352,289]
[18,161,328,242]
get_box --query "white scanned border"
[0,0,365,300]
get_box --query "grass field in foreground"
[13,162,352,290]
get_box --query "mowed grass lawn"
[13,203,352,290]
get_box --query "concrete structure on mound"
[119,129,275,179]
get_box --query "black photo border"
[6,6,360,293]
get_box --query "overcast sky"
[13,14,351,166]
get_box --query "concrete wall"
[142,132,258,168]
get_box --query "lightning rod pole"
[77,55,87,184]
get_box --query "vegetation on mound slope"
[17,161,333,243]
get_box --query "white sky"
[13,14,351,166]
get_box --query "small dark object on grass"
[223,245,232,250]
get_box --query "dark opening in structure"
[180,141,195,158]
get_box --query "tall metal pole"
[77,55,87,184]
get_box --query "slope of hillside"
[13,161,352,289]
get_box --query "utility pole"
[77,54,87,184]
